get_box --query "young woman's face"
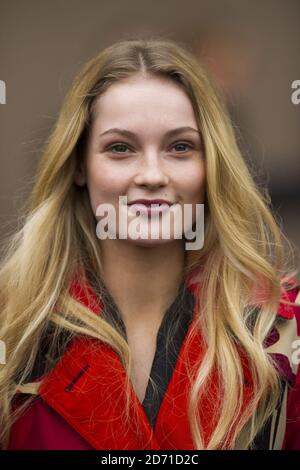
[75,74,206,247]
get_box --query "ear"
[74,162,86,187]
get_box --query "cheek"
[86,159,130,210]
[177,162,206,202]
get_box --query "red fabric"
[8,397,92,450]
[7,273,300,450]
[281,279,300,449]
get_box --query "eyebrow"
[98,126,201,139]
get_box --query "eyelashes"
[106,143,131,154]
[105,141,194,155]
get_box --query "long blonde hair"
[0,36,299,449]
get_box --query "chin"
[125,236,177,248]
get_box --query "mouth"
[127,201,174,216]
[127,199,173,206]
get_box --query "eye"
[106,142,131,154]
[105,141,194,155]
[107,143,130,154]
[171,142,193,153]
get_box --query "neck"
[98,239,185,328]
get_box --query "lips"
[127,199,174,217]
[127,199,173,206]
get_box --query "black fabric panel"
[87,272,196,429]
[141,282,195,428]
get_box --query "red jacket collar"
[38,272,208,449]
[37,272,256,449]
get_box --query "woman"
[0,37,299,450]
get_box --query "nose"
[133,151,169,188]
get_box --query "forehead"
[91,75,197,130]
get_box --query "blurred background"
[0,0,299,265]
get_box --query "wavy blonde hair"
[0,36,299,450]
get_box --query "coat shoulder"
[8,394,92,450]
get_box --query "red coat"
[7,274,300,450]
